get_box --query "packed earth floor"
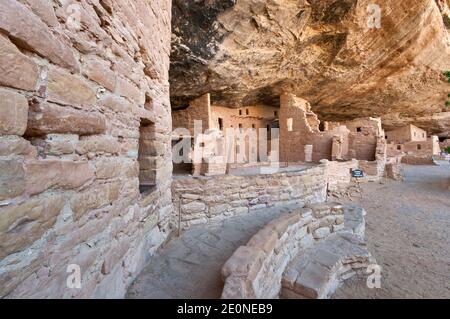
[335,165,450,299]
[127,165,450,299]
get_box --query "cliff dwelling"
[0,0,450,303]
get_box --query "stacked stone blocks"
[0,0,173,298]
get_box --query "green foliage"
[445,147,450,154]
[444,72,450,108]
[444,14,450,29]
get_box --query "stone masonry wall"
[327,117,383,161]
[172,93,211,135]
[387,136,440,165]
[322,159,358,194]
[279,93,350,163]
[172,161,356,230]
[0,0,173,298]
[386,124,427,144]
[221,203,346,299]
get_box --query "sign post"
[351,169,364,199]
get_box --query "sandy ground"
[334,165,450,299]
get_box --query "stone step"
[281,233,375,299]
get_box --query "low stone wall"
[220,203,345,299]
[401,155,434,165]
[172,161,356,230]
[385,163,404,181]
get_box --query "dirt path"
[334,165,450,299]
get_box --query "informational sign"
[351,169,364,178]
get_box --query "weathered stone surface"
[31,134,79,156]
[25,160,94,196]
[115,76,144,105]
[267,212,301,238]
[247,228,278,254]
[0,0,79,72]
[27,101,106,136]
[0,89,29,135]
[139,140,166,156]
[47,67,96,106]
[208,204,230,216]
[222,246,266,279]
[0,136,36,157]
[17,0,59,27]
[101,237,131,275]
[83,56,116,92]
[70,182,121,219]
[98,94,133,113]
[0,159,26,201]
[313,227,331,239]
[138,156,163,170]
[75,136,120,155]
[182,201,206,214]
[386,163,404,181]
[282,233,374,299]
[0,250,43,298]
[0,34,38,91]
[94,158,123,179]
[0,0,173,299]
[0,196,65,259]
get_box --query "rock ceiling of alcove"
[169,0,450,135]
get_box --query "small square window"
[274,111,278,117]
[239,110,242,116]
[417,144,422,150]
[252,124,256,129]
[397,145,402,150]
[246,109,249,115]
[357,127,362,132]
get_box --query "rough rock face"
[171,0,450,135]
[0,0,173,298]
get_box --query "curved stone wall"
[220,203,346,299]
[172,160,358,230]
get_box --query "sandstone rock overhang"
[170,0,450,135]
